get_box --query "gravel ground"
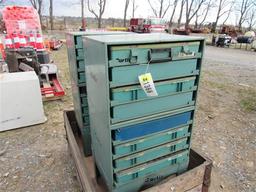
[0,45,255,192]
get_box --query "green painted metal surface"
[113,124,191,157]
[83,33,205,191]
[111,77,196,105]
[66,31,130,156]
[110,59,198,87]
[111,91,195,123]
[114,150,189,184]
[109,42,201,67]
[114,137,189,171]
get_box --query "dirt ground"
[0,45,255,192]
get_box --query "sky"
[0,0,244,26]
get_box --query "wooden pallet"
[64,110,212,192]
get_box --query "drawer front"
[113,125,190,157]
[114,150,189,184]
[77,71,86,84]
[76,49,84,60]
[109,42,200,67]
[82,115,90,126]
[77,60,85,72]
[75,36,83,49]
[110,59,198,87]
[81,106,89,116]
[113,111,192,142]
[111,91,194,123]
[111,77,196,104]
[81,96,88,106]
[114,138,189,171]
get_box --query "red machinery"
[1,6,65,101]
[129,18,167,33]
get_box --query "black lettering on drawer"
[116,58,131,63]
[145,175,164,183]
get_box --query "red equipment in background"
[35,32,44,50]
[2,6,41,35]
[0,38,6,59]
[12,32,20,48]
[1,6,65,101]
[129,18,167,33]
[29,32,36,48]
[19,32,27,47]
[4,34,13,48]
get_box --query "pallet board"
[64,110,212,192]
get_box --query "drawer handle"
[124,152,144,161]
[148,48,172,63]
[124,139,145,147]
[178,46,195,58]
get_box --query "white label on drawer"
[138,73,158,97]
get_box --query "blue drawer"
[109,42,200,67]
[114,150,189,184]
[111,77,196,105]
[113,125,190,157]
[110,59,198,87]
[113,111,192,141]
[111,91,194,123]
[114,137,189,171]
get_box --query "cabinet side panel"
[84,38,113,189]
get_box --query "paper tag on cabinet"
[138,73,158,97]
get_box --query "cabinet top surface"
[84,33,205,45]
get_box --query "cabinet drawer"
[82,115,90,126]
[113,111,192,142]
[81,106,89,115]
[109,42,200,67]
[77,60,85,72]
[111,77,196,105]
[113,125,190,157]
[111,91,194,123]
[75,36,83,49]
[114,137,189,171]
[77,71,86,84]
[76,49,84,60]
[114,150,189,184]
[110,59,198,87]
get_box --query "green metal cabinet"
[83,33,205,191]
[66,31,131,156]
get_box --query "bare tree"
[88,0,107,28]
[169,0,179,28]
[212,0,231,32]
[81,0,86,30]
[185,0,207,29]
[132,0,138,18]
[237,0,254,31]
[177,0,185,27]
[148,0,171,18]
[123,0,130,27]
[247,7,256,30]
[198,0,213,28]
[49,0,53,30]
[29,0,43,25]
[222,0,235,25]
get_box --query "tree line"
[20,0,256,32]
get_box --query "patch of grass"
[203,80,229,91]
[239,89,256,112]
